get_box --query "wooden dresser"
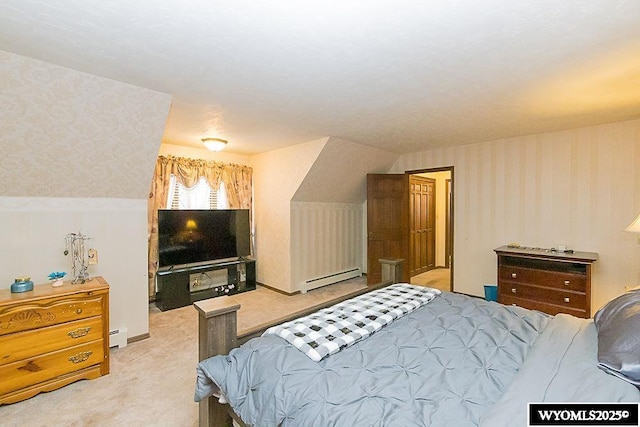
[0,276,109,405]
[494,246,598,318]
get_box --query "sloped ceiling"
[0,51,172,199]
[292,138,399,203]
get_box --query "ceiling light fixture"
[202,138,228,152]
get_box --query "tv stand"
[155,258,256,311]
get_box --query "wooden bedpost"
[194,297,241,427]
[379,258,404,284]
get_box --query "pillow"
[593,289,640,387]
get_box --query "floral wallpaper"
[0,50,172,198]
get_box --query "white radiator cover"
[300,267,362,293]
[109,327,128,348]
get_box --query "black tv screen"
[158,209,251,269]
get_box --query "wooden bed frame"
[194,258,404,427]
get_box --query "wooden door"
[366,174,409,285]
[409,176,435,276]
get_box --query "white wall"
[0,197,149,338]
[251,138,328,293]
[391,119,640,312]
[0,51,171,340]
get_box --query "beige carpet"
[0,277,369,426]
[410,268,451,292]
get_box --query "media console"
[155,258,256,311]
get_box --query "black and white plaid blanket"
[262,283,441,362]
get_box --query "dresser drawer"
[500,294,588,318]
[495,248,596,318]
[0,294,104,336]
[500,283,585,309]
[0,316,103,366]
[0,340,104,395]
[0,278,109,404]
[498,266,586,292]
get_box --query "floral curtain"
[147,155,253,301]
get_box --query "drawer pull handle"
[68,327,91,338]
[511,288,517,293]
[564,297,570,303]
[76,308,83,314]
[68,351,93,364]
[511,273,517,278]
[564,280,570,286]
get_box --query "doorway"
[408,167,453,292]
[366,167,454,292]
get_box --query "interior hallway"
[411,268,451,293]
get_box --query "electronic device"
[157,209,251,270]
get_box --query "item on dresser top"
[48,271,67,287]
[10,276,33,293]
[64,231,93,284]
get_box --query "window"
[167,175,228,209]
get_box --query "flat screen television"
[158,209,251,269]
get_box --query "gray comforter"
[195,292,639,427]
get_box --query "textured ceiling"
[1,1,640,155]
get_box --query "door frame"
[445,178,452,269]
[406,166,454,291]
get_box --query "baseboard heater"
[301,268,362,293]
[109,328,128,349]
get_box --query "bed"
[193,261,640,427]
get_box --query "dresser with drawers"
[494,246,598,318]
[0,276,109,404]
